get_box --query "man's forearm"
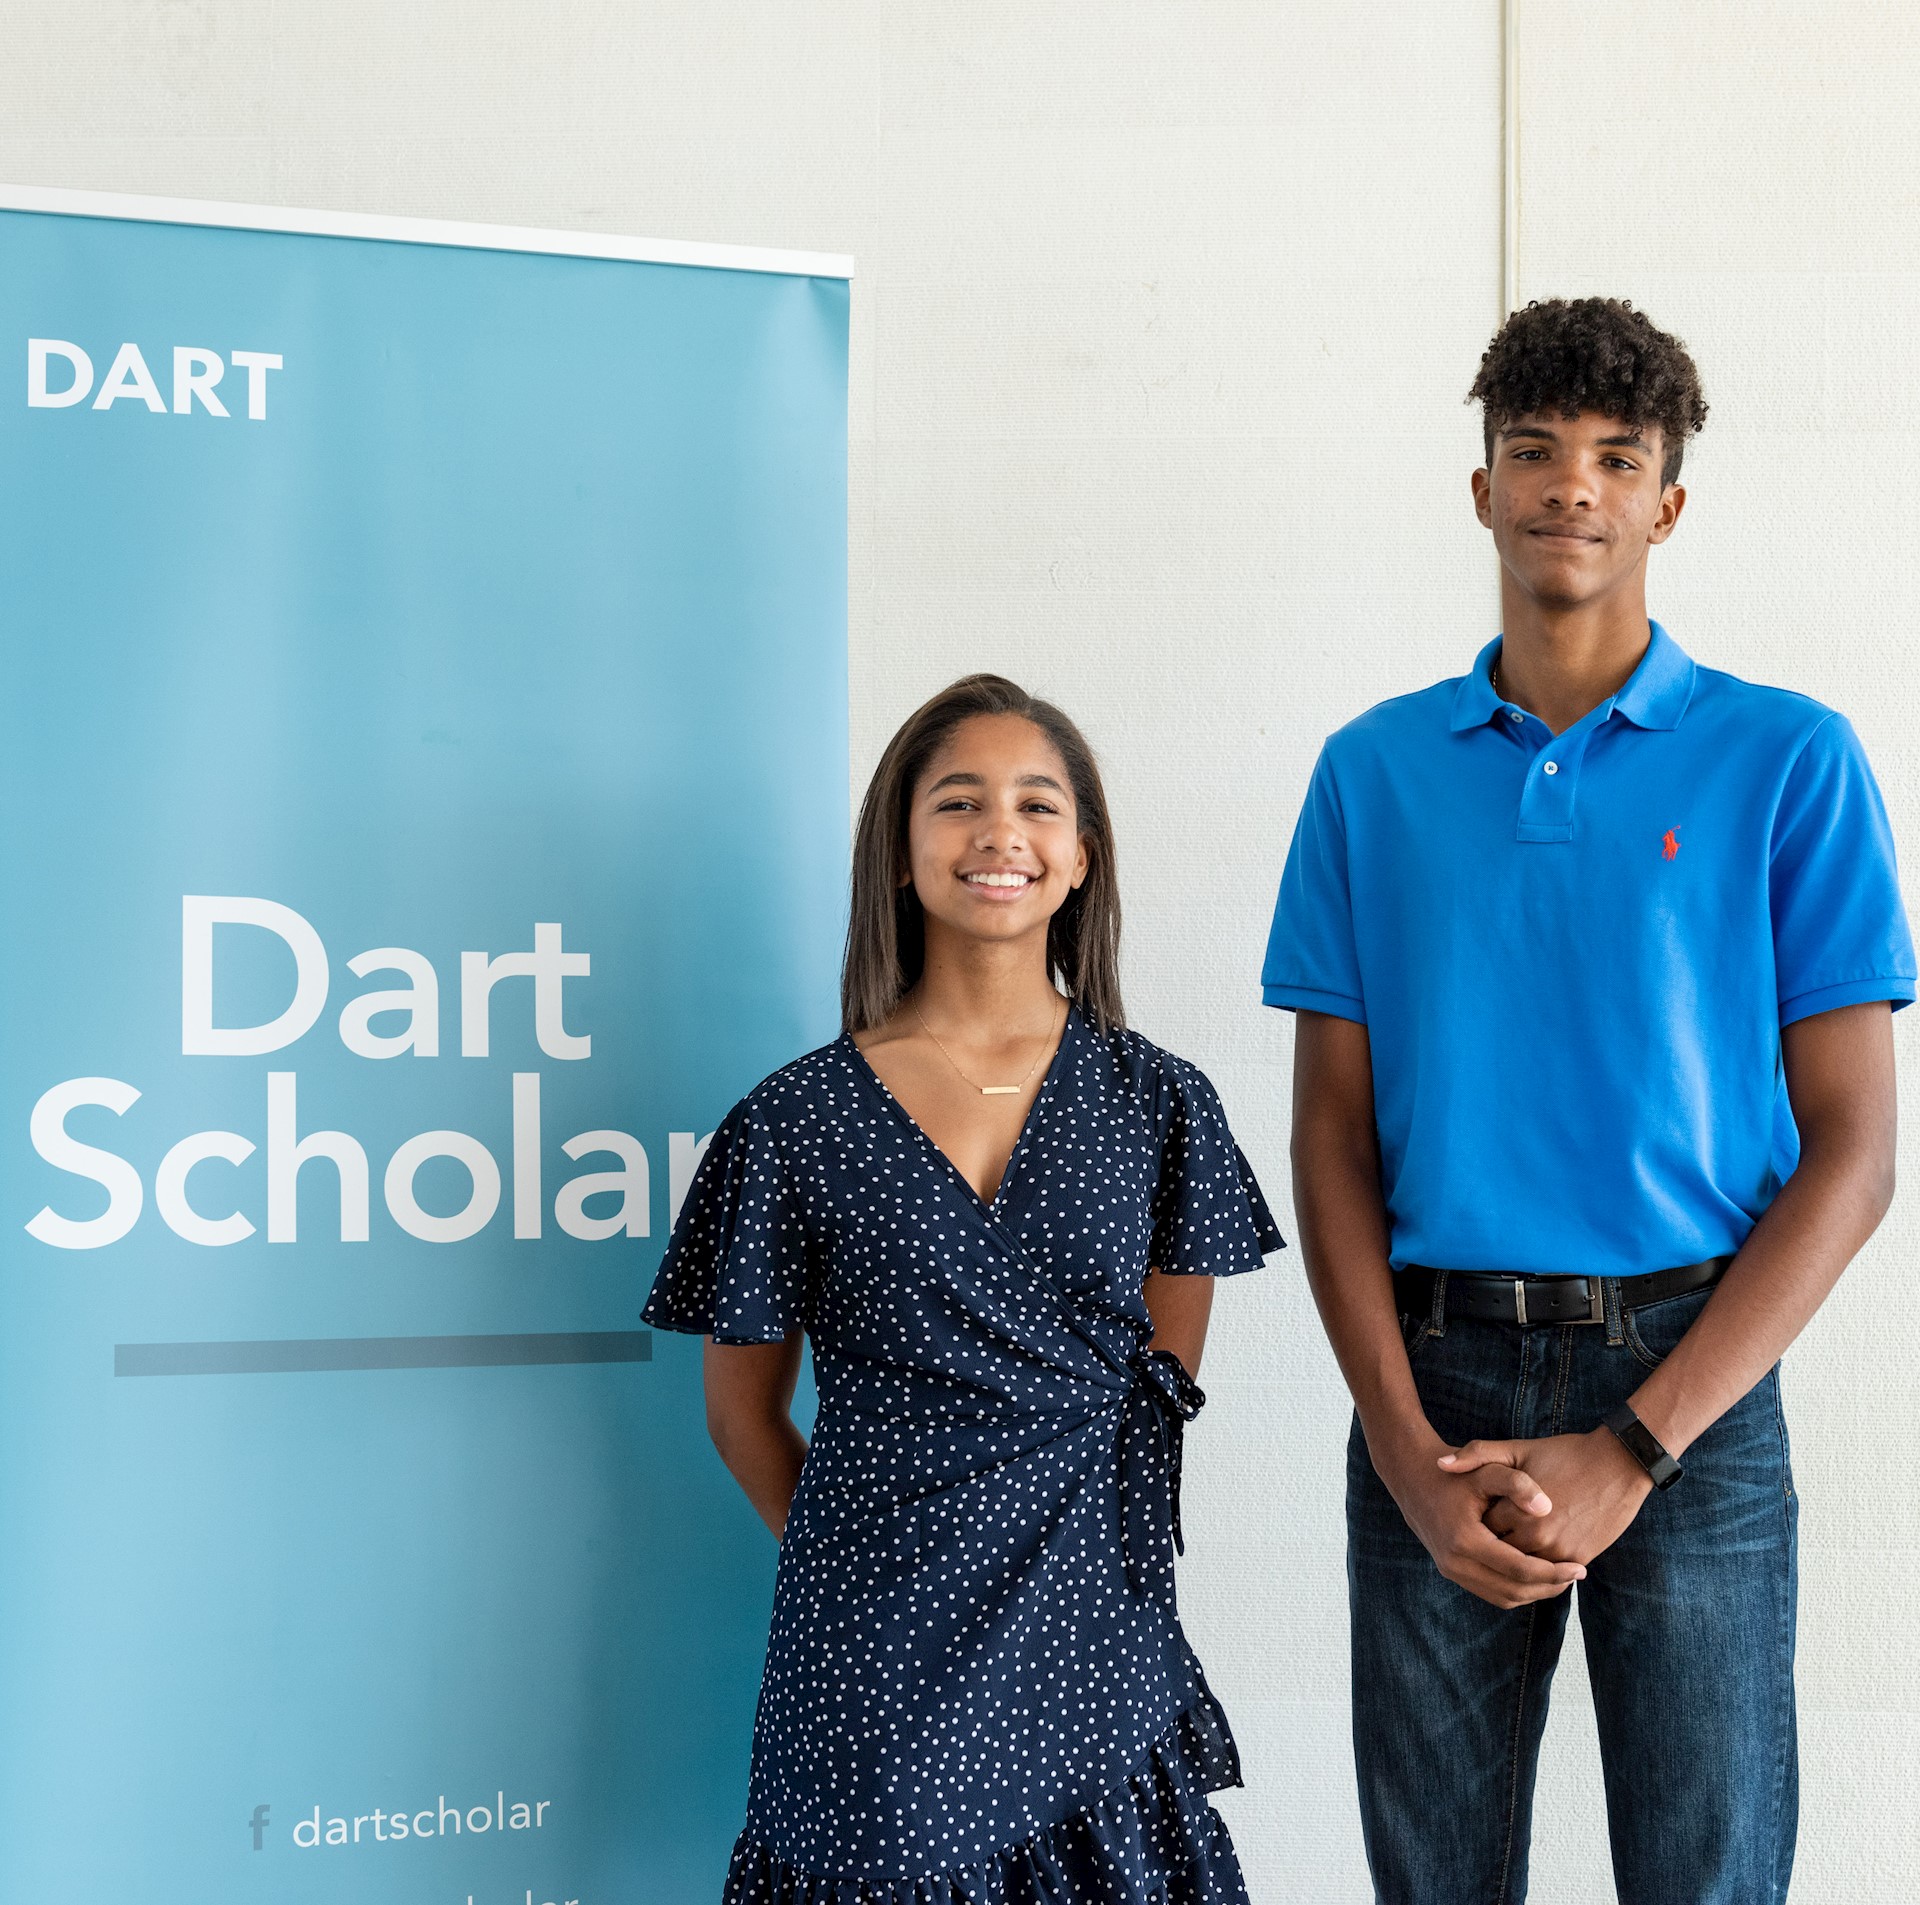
[1630,1002,1896,1457]
[1292,1118,1432,1465]
[1467,1119,1891,1566]
[1291,1012,1584,1606]
[1631,1137,1891,1456]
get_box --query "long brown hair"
[841,675,1124,1034]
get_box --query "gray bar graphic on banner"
[114,1330,655,1377]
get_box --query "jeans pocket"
[1399,1309,1432,1361]
[1622,1286,1713,1371]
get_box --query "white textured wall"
[5,5,1915,1897]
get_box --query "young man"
[1263,298,1912,1905]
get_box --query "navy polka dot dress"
[643,1006,1284,1903]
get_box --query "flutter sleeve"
[1149,1057,1286,1277]
[641,1097,812,1343]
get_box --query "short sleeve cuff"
[642,1287,801,1343]
[1779,976,1916,1028]
[707,1319,801,1346]
[1261,983,1367,1023]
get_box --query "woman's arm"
[1144,1271,1214,1376]
[703,1333,809,1538]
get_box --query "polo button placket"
[1514,705,1614,845]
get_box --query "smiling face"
[905,713,1090,955]
[1472,409,1686,612]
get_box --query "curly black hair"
[1469,298,1708,486]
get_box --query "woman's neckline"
[842,1002,1078,1213]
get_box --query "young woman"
[643,674,1282,1903]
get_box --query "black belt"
[1397,1256,1731,1328]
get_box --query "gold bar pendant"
[981,1085,1021,1096]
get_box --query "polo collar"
[1449,621,1697,733]
[1449,640,1505,731]
[1611,622,1697,729]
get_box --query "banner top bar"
[0,182,856,280]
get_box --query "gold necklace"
[912,994,1065,1097]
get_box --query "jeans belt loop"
[1429,1268,1450,1339]
[1602,1276,1626,1345]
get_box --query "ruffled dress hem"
[721,1699,1248,1905]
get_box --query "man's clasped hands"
[1378,1424,1657,1609]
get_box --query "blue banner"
[0,196,849,1903]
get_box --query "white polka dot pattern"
[643,1009,1284,1902]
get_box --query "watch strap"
[1604,1403,1682,1489]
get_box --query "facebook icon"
[249,1804,270,1851]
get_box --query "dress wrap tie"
[1117,1347,1207,1602]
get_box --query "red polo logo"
[1661,828,1681,861]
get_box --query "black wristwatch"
[1603,1404,1682,1490]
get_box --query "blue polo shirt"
[1263,624,1914,1277]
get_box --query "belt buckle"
[1514,1276,1605,1326]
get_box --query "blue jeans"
[1348,1276,1799,1905]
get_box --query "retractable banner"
[0,194,849,1904]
